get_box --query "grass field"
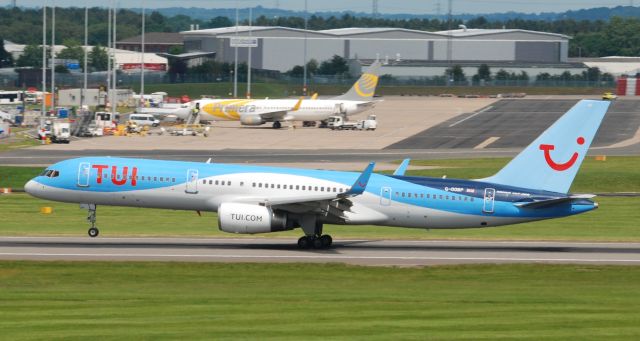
[2,156,638,192]
[0,156,638,241]
[1,261,639,340]
[0,128,40,152]
[1,194,638,241]
[138,82,613,99]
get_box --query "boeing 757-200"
[25,100,610,248]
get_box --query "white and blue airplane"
[25,100,610,248]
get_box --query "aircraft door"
[380,187,392,206]
[185,169,199,194]
[483,188,496,214]
[77,162,90,187]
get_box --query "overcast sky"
[9,0,639,14]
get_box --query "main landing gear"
[297,234,332,249]
[297,216,332,249]
[83,204,99,237]
[272,121,282,129]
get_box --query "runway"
[386,99,640,149]
[2,237,640,266]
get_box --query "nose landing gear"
[82,204,99,238]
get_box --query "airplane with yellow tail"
[188,61,382,129]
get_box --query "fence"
[0,70,617,91]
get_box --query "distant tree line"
[3,7,640,66]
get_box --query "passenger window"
[402,192,405,197]
[426,194,430,199]
[228,181,232,186]
[408,193,411,198]
[277,184,281,189]
[172,178,176,182]
[296,185,300,190]
[209,180,213,185]
[154,177,157,181]
[439,195,443,199]
[302,186,306,190]
[240,182,244,186]
[252,183,256,187]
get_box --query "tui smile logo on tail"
[539,137,585,171]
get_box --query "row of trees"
[3,7,640,57]
[11,40,110,72]
[449,64,614,83]
[286,55,350,77]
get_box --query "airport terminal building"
[181,26,578,77]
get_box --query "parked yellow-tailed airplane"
[188,61,382,128]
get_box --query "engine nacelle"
[218,203,291,234]
[240,114,264,126]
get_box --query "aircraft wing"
[252,97,304,122]
[513,194,596,209]
[233,163,375,220]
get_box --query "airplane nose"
[24,180,38,195]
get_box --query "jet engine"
[240,114,264,126]
[217,203,293,234]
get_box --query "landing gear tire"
[298,236,311,249]
[88,227,99,238]
[320,235,333,248]
[273,121,282,129]
[313,237,323,249]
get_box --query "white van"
[129,114,160,127]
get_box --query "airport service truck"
[38,120,71,143]
[327,114,377,131]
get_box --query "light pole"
[81,4,88,112]
[50,1,55,113]
[302,0,308,96]
[140,0,146,110]
[41,3,47,133]
[247,7,252,99]
[112,1,117,118]
[233,1,239,98]
[107,1,111,108]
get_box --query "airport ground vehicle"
[327,114,377,130]
[50,121,71,143]
[26,100,609,248]
[602,92,618,100]
[129,114,160,127]
[37,120,71,143]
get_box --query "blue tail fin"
[479,100,610,193]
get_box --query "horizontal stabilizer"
[514,194,595,209]
[393,159,411,176]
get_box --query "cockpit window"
[41,170,60,178]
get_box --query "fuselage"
[194,98,370,122]
[25,157,597,230]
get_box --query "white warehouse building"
[181,26,573,74]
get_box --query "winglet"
[393,158,411,176]
[344,162,375,196]
[292,97,304,111]
[311,93,318,100]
